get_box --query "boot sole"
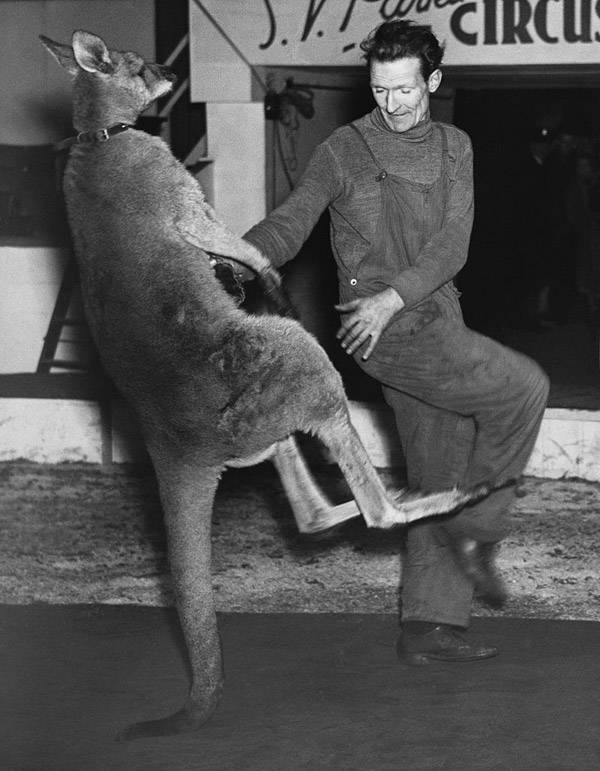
[398,649,499,666]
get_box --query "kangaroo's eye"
[138,64,147,78]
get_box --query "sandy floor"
[1,461,599,621]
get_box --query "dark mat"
[1,606,599,771]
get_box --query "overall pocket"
[384,296,442,341]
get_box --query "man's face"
[370,56,441,133]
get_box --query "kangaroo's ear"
[71,30,114,75]
[39,35,79,76]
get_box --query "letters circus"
[258,0,600,53]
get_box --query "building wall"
[0,246,69,374]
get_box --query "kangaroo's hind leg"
[271,436,361,534]
[314,408,484,529]
[118,450,224,740]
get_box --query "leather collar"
[56,123,133,151]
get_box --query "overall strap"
[348,123,388,181]
[438,123,449,177]
[350,122,449,182]
[436,124,451,213]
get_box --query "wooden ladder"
[36,256,115,464]
[36,255,97,375]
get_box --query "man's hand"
[216,257,255,283]
[335,287,404,360]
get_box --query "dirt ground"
[1,461,599,621]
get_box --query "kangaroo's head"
[40,30,176,131]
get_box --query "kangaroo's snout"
[142,62,177,102]
[152,64,177,83]
[157,64,177,84]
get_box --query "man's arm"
[386,134,474,309]
[243,141,341,268]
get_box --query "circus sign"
[190,0,600,100]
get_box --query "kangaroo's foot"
[371,483,492,529]
[316,412,494,530]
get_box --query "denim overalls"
[347,124,549,626]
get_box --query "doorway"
[453,87,600,408]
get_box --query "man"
[244,20,549,664]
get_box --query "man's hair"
[360,20,444,80]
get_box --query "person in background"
[566,152,600,321]
[509,125,555,330]
[543,127,580,325]
[244,20,549,665]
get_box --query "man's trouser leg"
[367,313,550,511]
[369,317,549,626]
[382,388,475,628]
[398,322,550,543]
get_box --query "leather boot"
[452,539,508,609]
[397,624,499,666]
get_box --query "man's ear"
[71,30,114,75]
[39,35,79,76]
[428,69,442,94]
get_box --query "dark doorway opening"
[453,88,600,408]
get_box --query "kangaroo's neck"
[72,77,141,132]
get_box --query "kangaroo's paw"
[257,266,297,317]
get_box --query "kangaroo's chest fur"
[64,133,255,432]
[65,131,222,317]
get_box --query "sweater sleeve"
[387,134,474,308]
[243,141,341,269]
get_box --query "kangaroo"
[41,30,484,739]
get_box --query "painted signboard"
[191,0,600,68]
[190,0,600,100]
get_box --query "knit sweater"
[244,110,474,309]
